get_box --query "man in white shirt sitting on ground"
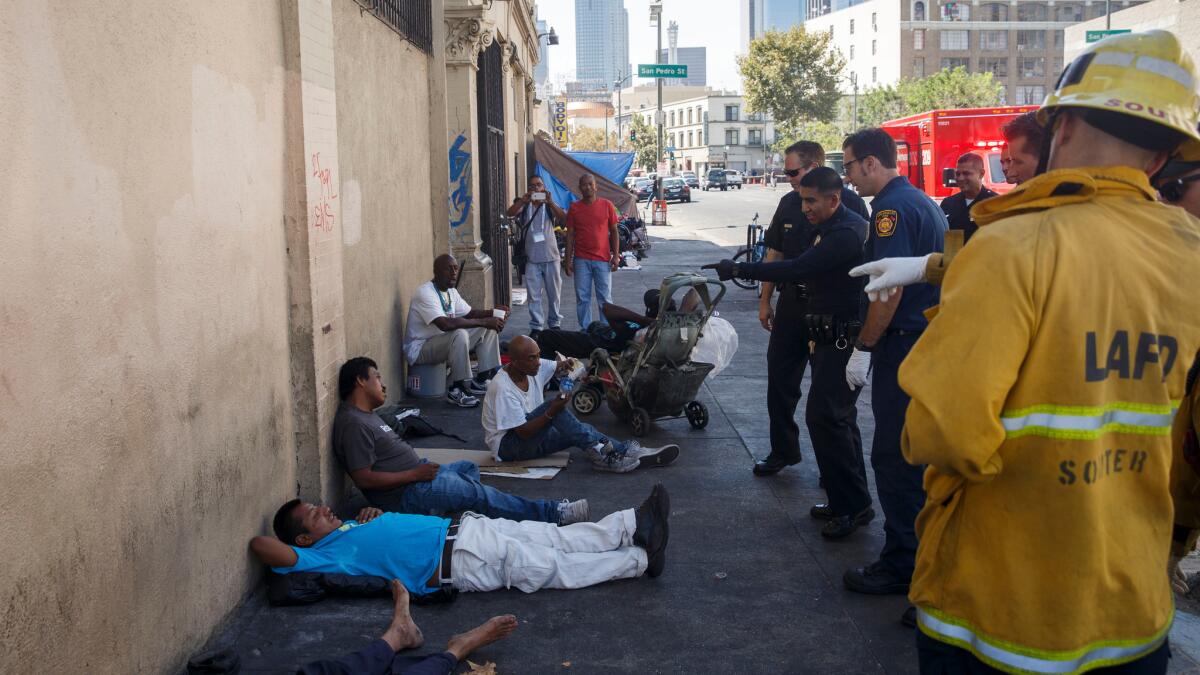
[481,335,680,473]
[404,254,506,408]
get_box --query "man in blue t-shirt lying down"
[250,483,670,595]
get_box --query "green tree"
[627,115,659,171]
[738,27,845,129]
[570,127,619,152]
[773,119,849,156]
[859,67,1004,127]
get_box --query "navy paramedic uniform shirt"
[865,176,946,332]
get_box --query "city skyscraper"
[575,0,630,93]
[659,48,707,87]
[741,0,806,53]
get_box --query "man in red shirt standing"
[565,174,621,328]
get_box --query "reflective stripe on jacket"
[899,166,1200,673]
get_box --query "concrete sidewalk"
[196,235,1200,674]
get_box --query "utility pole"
[651,2,664,175]
[614,71,631,151]
[1106,0,1112,29]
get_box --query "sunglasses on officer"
[1158,174,1200,203]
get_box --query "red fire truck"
[881,105,1038,201]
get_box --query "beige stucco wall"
[332,1,437,392]
[1064,0,1200,61]
[1,2,296,673]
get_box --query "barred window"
[1018,3,1047,21]
[940,29,969,50]
[914,29,925,50]
[980,2,1008,21]
[913,57,926,77]
[1056,4,1083,21]
[358,0,432,53]
[1019,57,1046,78]
[941,57,970,71]
[980,57,1008,78]
[725,128,740,145]
[1017,30,1046,51]
[1015,85,1046,105]
[980,30,1008,50]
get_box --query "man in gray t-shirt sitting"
[333,357,589,525]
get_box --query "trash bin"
[406,363,447,399]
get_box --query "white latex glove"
[1171,555,1189,594]
[849,254,933,302]
[845,348,872,390]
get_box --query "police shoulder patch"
[875,210,898,238]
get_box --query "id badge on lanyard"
[531,208,546,243]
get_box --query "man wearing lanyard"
[840,128,944,599]
[507,175,566,340]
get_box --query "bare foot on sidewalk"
[446,615,519,662]
[381,579,424,651]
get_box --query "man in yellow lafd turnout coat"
[857,31,1200,673]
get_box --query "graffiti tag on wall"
[448,134,472,230]
[312,152,338,232]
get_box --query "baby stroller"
[570,273,726,436]
[618,216,651,261]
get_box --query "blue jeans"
[573,258,612,328]
[497,400,627,461]
[390,460,559,523]
[526,260,562,331]
[299,638,457,675]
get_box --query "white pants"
[450,510,648,593]
[412,327,501,383]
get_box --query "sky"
[536,0,744,92]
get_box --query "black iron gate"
[476,41,510,306]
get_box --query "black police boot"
[901,606,917,629]
[752,455,798,476]
[810,503,835,521]
[843,560,911,595]
[820,506,874,540]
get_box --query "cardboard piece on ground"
[480,467,563,480]
[419,447,569,468]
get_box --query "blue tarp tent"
[531,135,637,216]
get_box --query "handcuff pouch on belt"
[804,314,862,350]
[776,282,808,301]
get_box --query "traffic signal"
[630,130,637,141]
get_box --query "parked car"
[632,179,654,200]
[678,171,700,189]
[661,177,691,203]
[704,169,728,191]
[724,170,744,189]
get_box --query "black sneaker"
[809,503,834,521]
[843,560,911,595]
[820,506,874,540]
[633,483,670,577]
[529,329,543,341]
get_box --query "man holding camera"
[508,175,566,340]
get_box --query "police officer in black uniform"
[750,141,869,477]
[705,167,875,539]
[839,128,944,599]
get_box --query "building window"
[872,40,877,55]
[698,130,703,145]
[851,18,855,33]
[942,2,969,21]
[913,56,926,77]
[980,57,1008,77]
[670,110,676,127]
[914,29,925,50]
[872,66,877,82]
[829,26,834,38]
[1019,57,1046,78]
[1087,3,1107,19]
[1056,4,1083,21]
[872,12,878,29]
[1015,85,1046,105]
[980,30,1008,50]
[850,45,855,60]
[688,131,694,147]
[940,30,969,51]
[669,133,675,148]
[1018,2,1048,21]
[1017,30,1046,51]
[1054,30,1064,48]
[941,57,970,71]
[1052,56,1064,77]
[749,129,763,146]
[725,128,740,145]
[725,104,740,121]
[687,108,693,125]
[361,0,434,54]
[981,2,1008,21]
[914,1,926,20]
